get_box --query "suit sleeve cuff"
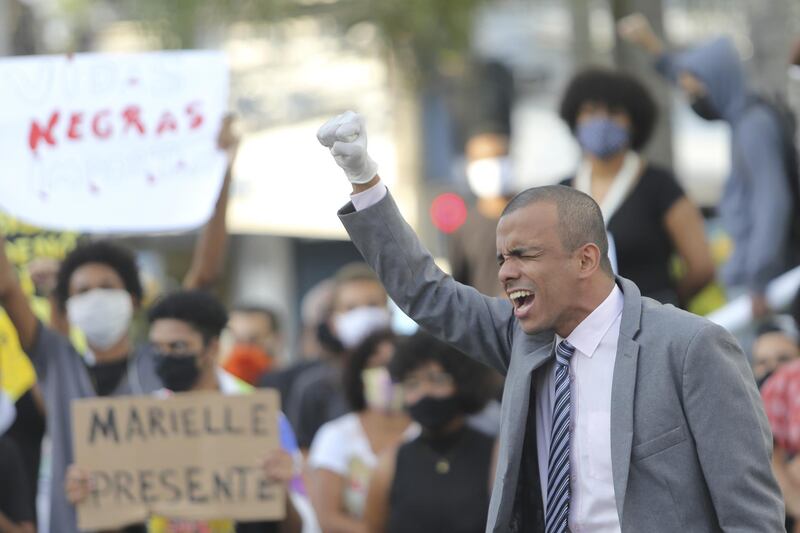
[350,181,387,211]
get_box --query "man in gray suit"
[317,111,784,532]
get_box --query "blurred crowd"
[2,11,800,533]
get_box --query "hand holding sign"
[217,113,241,163]
[65,464,93,506]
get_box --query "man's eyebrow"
[497,246,543,259]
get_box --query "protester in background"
[227,304,284,360]
[308,331,413,533]
[761,344,800,531]
[0,116,238,533]
[448,60,516,298]
[0,388,35,533]
[620,14,799,318]
[65,290,307,533]
[260,279,334,412]
[222,304,283,385]
[559,67,714,307]
[757,320,800,533]
[364,332,495,533]
[288,264,391,451]
[752,316,800,388]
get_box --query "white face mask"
[67,288,134,350]
[333,306,391,350]
[0,391,16,435]
[466,156,515,199]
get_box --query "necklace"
[425,429,463,475]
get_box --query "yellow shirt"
[148,516,236,533]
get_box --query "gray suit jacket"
[339,191,785,532]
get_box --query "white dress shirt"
[351,181,623,531]
[536,285,623,532]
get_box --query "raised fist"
[317,111,378,185]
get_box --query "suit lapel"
[489,335,554,531]
[610,277,643,523]
[610,335,639,522]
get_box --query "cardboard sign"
[71,390,284,530]
[0,51,229,233]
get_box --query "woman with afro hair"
[559,67,714,307]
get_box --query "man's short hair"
[55,241,143,311]
[231,304,282,334]
[148,290,229,343]
[331,262,385,306]
[501,185,613,275]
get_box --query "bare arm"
[618,13,665,56]
[309,468,367,533]
[0,238,38,352]
[489,439,500,494]
[279,495,303,533]
[261,448,303,533]
[364,448,397,533]
[182,115,239,290]
[663,197,715,304]
[0,512,34,533]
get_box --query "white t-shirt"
[309,413,418,519]
[308,413,375,519]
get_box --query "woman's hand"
[65,464,93,505]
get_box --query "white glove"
[317,111,378,185]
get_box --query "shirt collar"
[558,284,624,358]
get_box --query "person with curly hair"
[559,67,714,307]
[363,332,496,533]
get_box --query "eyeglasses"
[402,371,454,391]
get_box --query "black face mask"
[87,359,129,396]
[691,95,721,121]
[155,353,202,392]
[408,396,461,431]
[316,322,345,355]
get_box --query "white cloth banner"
[0,51,229,233]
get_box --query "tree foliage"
[58,0,487,82]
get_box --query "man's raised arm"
[317,111,522,374]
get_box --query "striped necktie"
[545,339,575,533]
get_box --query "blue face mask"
[576,117,630,159]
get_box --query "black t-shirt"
[562,164,685,305]
[387,427,493,533]
[0,435,35,524]
[6,388,46,521]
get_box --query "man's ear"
[577,243,603,278]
